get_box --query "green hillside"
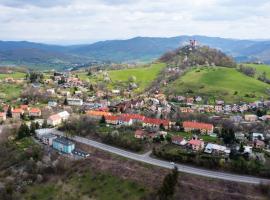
[245,64,270,78]
[79,63,165,93]
[0,72,25,80]
[164,66,270,103]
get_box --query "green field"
[170,131,219,143]
[165,66,270,103]
[0,83,24,101]
[0,72,25,79]
[78,63,166,93]
[245,64,270,79]
[23,171,147,200]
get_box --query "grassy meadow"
[165,66,270,103]
[23,171,148,200]
[78,62,166,93]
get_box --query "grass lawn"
[170,131,219,143]
[77,63,166,93]
[165,66,270,103]
[15,137,38,151]
[108,63,165,92]
[23,171,147,200]
[0,72,25,80]
[0,83,24,100]
[245,63,270,79]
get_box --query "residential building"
[204,143,230,155]
[134,129,147,139]
[171,136,187,146]
[67,98,83,106]
[188,138,204,151]
[183,121,214,134]
[48,101,58,107]
[52,137,75,154]
[251,133,265,141]
[244,114,258,122]
[0,112,6,122]
[86,110,112,119]
[29,108,42,117]
[47,111,70,126]
[12,108,24,119]
[41,133,57,146]
[142,118,170,130]
[253,140,265,149]
[105,115,119,125]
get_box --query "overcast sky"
[0,0,270,44]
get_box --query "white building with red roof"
[183,121,214,134]
[29,108,42,117]
[188,138,204,151]
[143,118,170,130]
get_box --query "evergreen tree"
[64,98,68,105]
[100,115,106,124]
[42,120,48,128]
[30,122,36,134]
[17,123,30,139]
[158,166,179,200]
[7,106,12,118]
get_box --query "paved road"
[50,129,270,184]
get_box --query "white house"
[204,143,230,155]
[41,133,57,146]
[251,133,265,141]
[67,98,83,106]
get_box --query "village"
[0,68,270,178]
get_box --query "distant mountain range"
[1,35,270,70]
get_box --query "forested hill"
[159,45,236,68]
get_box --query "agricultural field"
[164,66,270,103]
[0,72,25,80]
[78,63,166,93]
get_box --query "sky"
[0,0,270,44]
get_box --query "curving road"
[51,129,270,184]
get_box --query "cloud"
[0,0,269,44]
[0,0,72,8]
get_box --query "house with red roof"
[188,138,204,151]
[12,108,24,119]
[0,112,6,122]
[183,121,214,134]
[47,114,62,126]
[120,113,145,122]
[105,115,119,125]
[20,105,29,112]
[143,117,170,130]
[134,129,147,139]
[171,135,187,146]
[29,108,42,117]
[118,115,133,126]
[86,110,112,120]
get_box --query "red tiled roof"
[86,110,112,117]
[12,108,23,113]
[120,113,145,121]
[48,114,61,121]
[188,139,204,146]
[143,117,170,126]
[105,115,119,121]
[183,121,213,130]
[29,108,41,113]
[172,136,184,143]
[20,105,29,110]
[135,130,146,137]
